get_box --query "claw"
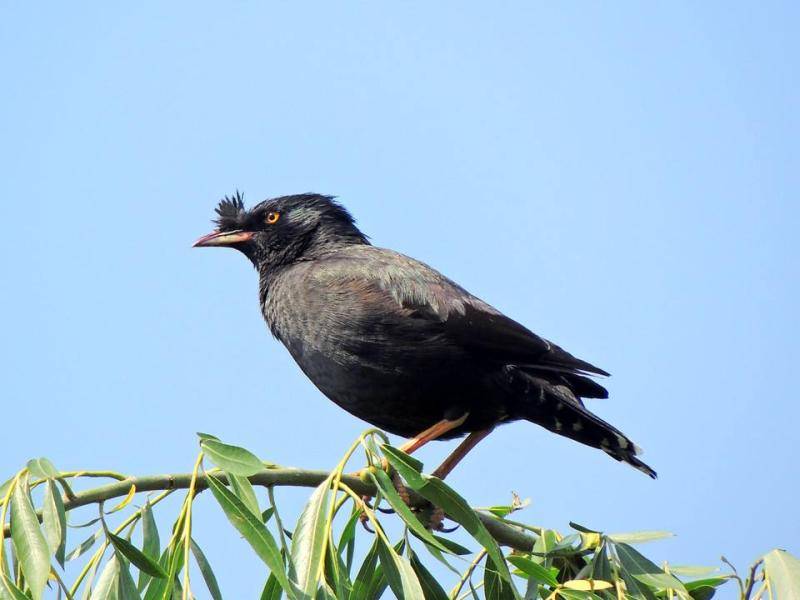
[438,521,461,533]
[359,510,375,533]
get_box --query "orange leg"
[398,413,470,455]
[430,428,493,480]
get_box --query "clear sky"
[1,2,797,597]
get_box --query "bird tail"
[506,367,657,479]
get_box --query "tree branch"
[2,468,536,552]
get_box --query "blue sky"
[1,2,797,597]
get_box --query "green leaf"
[368,470,450,553]
[348,538,386,600]
[589,544,613,583]
[116,554,143,600]
[569,522,602,534]
[229,472,261,517]
[197,432,220,442]
[191,539,224,600]
[323,531,351,598]
[682,577,729,591]
[687,585,717,600]
[141,545,182,600]
[409,552,449,600]
[260,572,283,600]
[506,556,559,587]
[606,531,673,545]
[763,549,800,600]
[429,535,471,556]
[0,478,13,501]
[67,529,104,562]
[26,458,59,480]
[10,475,50,600]
[0,575,31,600]
[43,479,67,566]
[94,555,122,600]
[376,536,424,600]
[108,532,167,578]
[615,543,688,597]
[201,439,263,476]
[485,555,517,600]
[291,480,334,598]
[669,566,719,578]
[337,509,360,572]
[137,500,161,591]
[382,444,514,588]
[682,576,730,600]
[205,473,296,597]
[618,566,658,600]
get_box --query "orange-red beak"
[192,230,254,248]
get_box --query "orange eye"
[266,211,280,224]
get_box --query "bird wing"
[316,247,608,380]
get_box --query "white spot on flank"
[572,421,584,432]
[600,437,611,447]
[554,419,562,431]
[615,434,629,449]
[555,402,564,411]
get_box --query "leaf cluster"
[0,433,797,599]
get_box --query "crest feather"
[214,191,246,230]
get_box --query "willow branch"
[2,468,536,552]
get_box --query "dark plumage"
[194,193,656,478]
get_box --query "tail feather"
[506,367,656,478]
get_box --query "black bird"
[194,193,656,479]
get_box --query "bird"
[194,192,656,479]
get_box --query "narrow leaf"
[348,538,385,600]
[409,552,448,600]
[606,531,673,545]
[0,575,30,600]
[205,473,295,597]
[93,555,121,600]
[43,480,67,566]
[382,445,513,587]
[376,536,424,600]
[137,500,160,591]
[201,439,263,476]
[290,480,334,598]
[107,485,136,514]
[66,529,103,562]
[260,573,283,600]
[484,555,517,600]
[669,566,719,577]
[191,539,224,600]
[26,458,59,480]
[507,556,559,587]
[10,476,50,600]
[229,472,261,517]
[589,544,613,583]
[763,549,800,600]
[562,580,613,591]
[683,577,730,591]
[615,543,688,596]
[116,554,143,600]
[107,532,167,578]
[369,470,449,553]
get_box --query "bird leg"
[403,428,493,532]
[430,428,493,480]
[357,414,469,530]
[397,412,470,455]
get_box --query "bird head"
[193,192,369,269]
